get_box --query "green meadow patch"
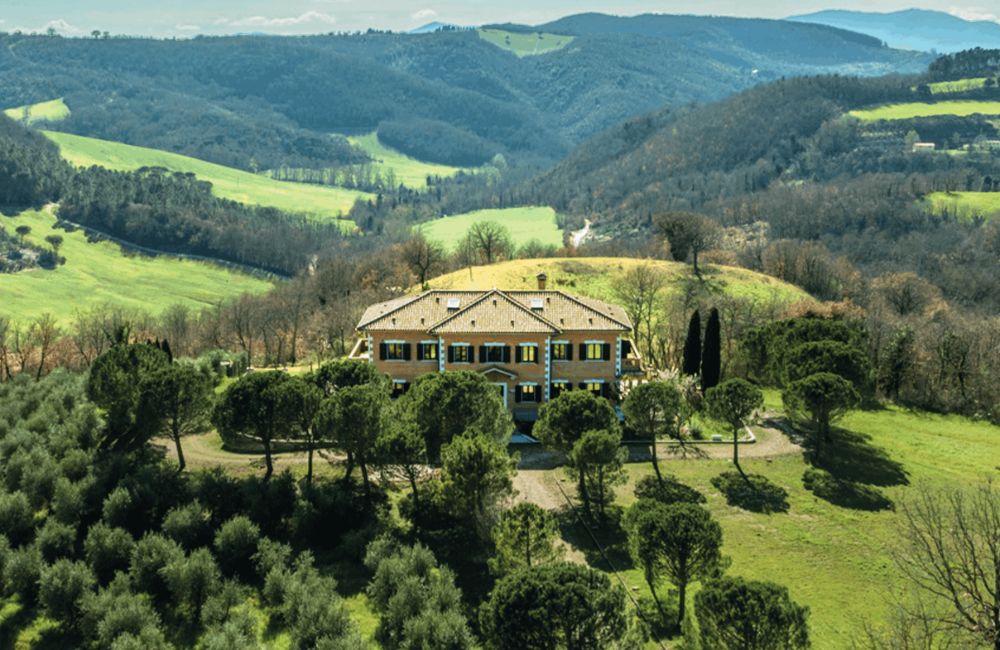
[925,191,1000,219]
[477,28,574,57]
[3,98,70,125]
[849,100,1000,121]
[348,132,473,189]
[0,209,271,324]
[419,207,564,250]
[925,77,988,94]
[542,394,1000,649]
[43,130,368,229]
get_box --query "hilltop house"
[351,274,642,422]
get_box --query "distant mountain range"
[408,22,468,35]
[0,13,930,171]
[788,9,1000,53]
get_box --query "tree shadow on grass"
[802,468,893,511]
[711,471,789,514]
[554,505,634,573]
[808,428,909,488]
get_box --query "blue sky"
[0,1,995,37]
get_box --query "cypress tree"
[682,310,702,377]
[701,308,721,390]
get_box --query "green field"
[428,256,810,305]
[849,100,1000,121]
[419,207,564,250]
[516,391,1000,649]
[926,77,988,94]
[0,209,271,324]
[2,98,70,125]
[925,190,1000,219]
[477,28,574,57]
[348,132,473,188]
[42,130,369,228]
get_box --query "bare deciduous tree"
[612,263,666,364]
[461,221,514,265]
[400,234,446,288]
[891,481,999,650]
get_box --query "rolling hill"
[419,207,563,250]
[2,98,70,125]
[43,130,368,227]
[0,14,930,170]
[789,9,1000,53]
[0,208,271,324]
[427,257,809,305]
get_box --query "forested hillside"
[0,14,928,170]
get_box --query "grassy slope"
[477,28,574,57]
[926,190,1000,219]
[42,130,369,227]
[0,209,271,324]
[927,77,987,94]
[2,98,70,124]
[849,99,1000,121]
[419,207,564,250]
[347,132,471,189]
[550,391,1000,649]
[427,257,810,304]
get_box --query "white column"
[438,337,445,373]
[544,336,551,401]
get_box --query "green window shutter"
[479,346,487,362]
[514,385,523,403]
[403,343,412,360]
[566,344,573,361]
[417,344,424,361]
[379,342,387,360]
[503,346,511,363]
[603,343,611,361]
[448,346,455,363]
[516,346,523,363]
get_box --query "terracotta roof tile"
[357,289,632,334]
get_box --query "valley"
[0,208,271,324]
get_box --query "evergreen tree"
[682,310,702,377]
[701,307,721,391]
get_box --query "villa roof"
[357,289,632,334]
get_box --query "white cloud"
[411,8,438,22]
[221,11,338,29]
[948,6,1000,23]
[175,24,201,32]
[11,18,84,36]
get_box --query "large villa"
[351,274,643,422]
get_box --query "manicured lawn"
[0,209,271,324]
[347,132,473,189]
[427,257,810,305]
[544,394,1000,649]
[42,130,368,228]
[477,28,574,57]
[419,207,564,250]
[849,100,1000,121]
[925,190,1000,219]
[3,98,70,124]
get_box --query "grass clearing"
[849,99,1000,121]
[418,207,564,250]
[427,257,810,305]
[528,392,1000,649]
[347,132,473,189]
[3,98,70,125]
[925,190,1000,219]
[925,77,988,94]
[42,130,368,229]
[0,209,271,324]
[477,28,574,57]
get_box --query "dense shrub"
[129,533,184,601]
[162,501,213,551]
[711,471,789,514]
[214,516,261,581]
[39,559,96,628]
[37,518,77,561]
[51,477,87,525]
[3,544,43,601]
[0,490,35,546]
[102,487,135,530]
[85,523,135,585]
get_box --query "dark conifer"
[682,310,701,377]
[701,308,721,390]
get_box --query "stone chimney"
[536,272,547,291]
